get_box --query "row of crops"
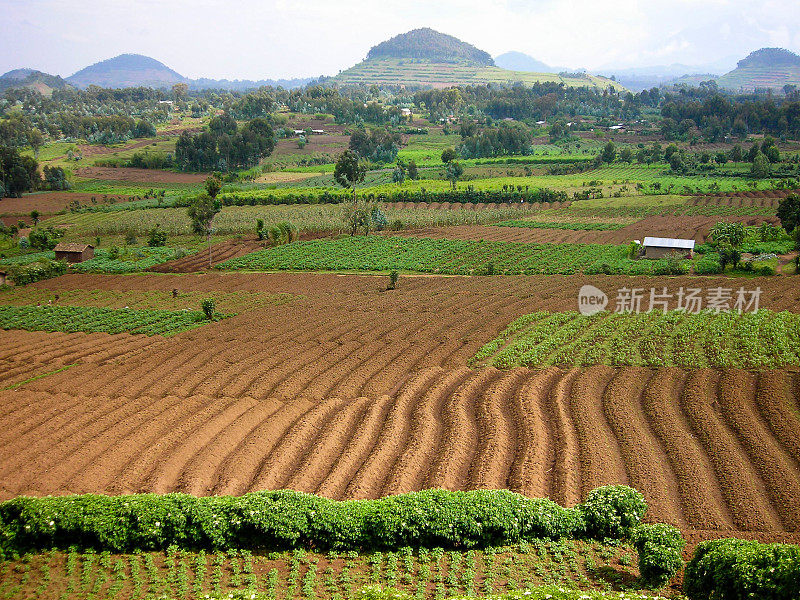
[471,309,800,369]
[0,247,192,274]
[495,220,626,231]
[0,305,220,336]
[0,544,646,600]
[217,237,651,276]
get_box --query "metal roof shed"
[642,237,695,258]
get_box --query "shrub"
[7,259,67,285]
[387,270,399,290]
[694,254,723,275]
[147,225,167,247]
[684,539,800,600]
[632,523,685,588]
[577,485,646,539]
[201,298,216,320]
[0,486,651,556]
[755,264,775,276]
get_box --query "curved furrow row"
[754,371,800,468]
[0,392,119,476]
[507,368,560,498]
[284,397,372,494]
[3,394,162,495]
[679,370,782,531]
[640,368,734,530]
[210,398,317,497]
[716,370,800,531]
[314,393,396,499]
[382,367,474,496]
[178,399,287,496]
[143,397,261,494]
[469,369,528,490]
[543,369,582,507]
[568,366,628,495]
[601,368,686,527]
[346,368,444,499]
[426,368,503,491]
[241,320,375,400]
[183,313,331,397]
[250,396,351,492]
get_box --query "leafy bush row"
[684,539,800,600]
[214,187,569,207]
[5,259,67,285]
[0,486,682,587]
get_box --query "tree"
[30,210,39,227]
[334,150,367,204]
[619,148,633,163]
[205,176,222,199]
[406,160,419,180]
[392,162,406,185]
[187,193,222,268]
[669,152,686,173]
[777,193,800,234]
[445,160,464,190]
[440,147,457,163]
[729,144,743,162]
[28,129,44,159]
[600,141,616,163]
[714,151,728,165]
[751,151,770,178]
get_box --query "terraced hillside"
[334,58,619,89]
[1,272,799,548]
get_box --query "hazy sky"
[2,0,799,79]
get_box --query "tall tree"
[334,150,367,203]
[187,193,222,268]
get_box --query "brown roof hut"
[54,242,94,263]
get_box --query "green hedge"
[684,539,800,600]
[213,187,569,207]
[1,486,644,555]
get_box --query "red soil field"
[1,272,799,546]
[392,214,776,244]
[0,192,133,217]
[75,166,206,183]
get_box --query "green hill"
[334,57,619,89]
[717,48,800,91]
[67,54,188,89]
[366,28,494,65]
[0,69,70,95]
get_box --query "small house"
[54,242,94,263]
[642,237,695,259]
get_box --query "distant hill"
[67,54,187,89]
[717,48,800,91]
[336,29,618,90]
[494,52,556,73]
[191,77,315,91]
[0,69,70,95]
[366,28,494,66]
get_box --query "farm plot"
[0,543,646,600]
[0,272,799,540]
[217,236,637,275]
[471,310,800,369]
[0,305,224,336]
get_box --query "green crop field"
[217,236,693,276]
[472,309,800,369]
[0,305,225,336]
[0,543,652,600]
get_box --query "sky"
[2,0,800,79]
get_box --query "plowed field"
[1,272,799,545]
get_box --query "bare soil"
[0,272,799,544]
